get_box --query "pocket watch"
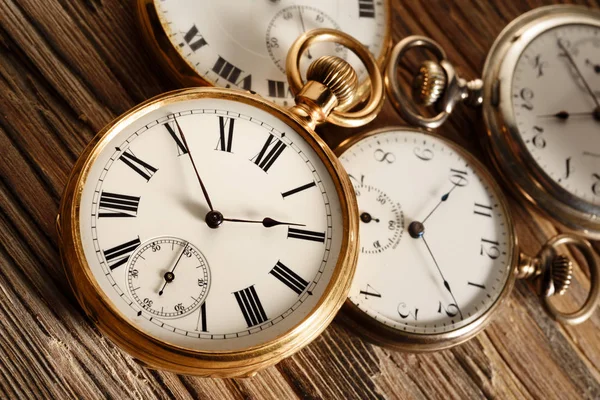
[386,5,600,238]
[335,127,599,351]
[334,6,600,351]
[136,0,390,107]
[56,30,384,376]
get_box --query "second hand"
[298,7,312,59]
[158,243,188,296]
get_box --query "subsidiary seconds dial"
[126,237,210,319]
[266,6,344,74]
[352,182,404,254]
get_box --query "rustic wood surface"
[1,0,599,398]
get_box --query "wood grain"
[0,0,599,398]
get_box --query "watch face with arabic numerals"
[152,0,388,106]
[77,90,347,352]
[510,23,600,205]
[338,128,514,334]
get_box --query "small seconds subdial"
[353,183,404,254]
[266,6,345,74]
[127,237,210,319]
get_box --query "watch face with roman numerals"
[510,23,600,204]
[339,129,514,334]
[78,92,345,351]
[152,0,388,106]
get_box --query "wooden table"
[1,0,599,398]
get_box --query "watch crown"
[307,56,358,107]
[550,255,573,296]
[412,60,447,106]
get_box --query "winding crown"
[307,56,358,107]
[412,60,447,106]
[551,255,573,296]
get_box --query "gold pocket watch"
[56,30,383,377]
[387,5,600,239]
[333,7,600,350]
[136,0,391,107]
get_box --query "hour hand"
[223,216,306,228]
[173,117,216,213]
[537,110,600,121]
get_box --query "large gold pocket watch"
[388,5,600,238]
[332,6,600,351]
[136,0,391,107]
[57,30,383,377]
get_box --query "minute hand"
[421,235,463,320]
[558,40,600,108]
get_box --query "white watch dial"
[511,24,600,204]
[154,0,388,106]
[339,129,513,334]
[79,95,344,351]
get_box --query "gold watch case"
[56,27,387,376]
[135,0,392,109]
[56,87,360,377]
